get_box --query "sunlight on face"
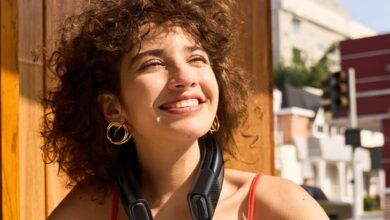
[119,25,219,145]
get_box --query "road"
[361,212,384,220]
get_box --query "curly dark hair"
[42,0,249,194]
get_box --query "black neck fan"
[115,133,224,220]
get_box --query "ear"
[97,93,125,123]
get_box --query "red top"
[111,186,119,220]
[111,173,262,220]
[247,173,262,220]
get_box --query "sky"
[337,0,390,34]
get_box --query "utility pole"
[321,68,360,219]
[349,68,357,129]
[348,67,359,220]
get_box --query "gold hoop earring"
[210,116,220,134]
[106,122,132,145]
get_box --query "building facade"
[272,0,376,67]
[272,0,385,217]
[332,34,390,216]
[335,34,390,133]
[274,86,384,216]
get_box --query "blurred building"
[330,33,390,215]
[332,34,390,133]
[274,85,384,216]
[271,0,376,67]
[272,0,385,217]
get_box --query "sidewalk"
[361,212,384,220]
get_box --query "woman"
[43,0,328,219]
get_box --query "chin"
[183,129,209,139]
[171,126,210,141]
[166,117,211,136]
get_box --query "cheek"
[127,74,167,97]
[122,76,166,116]
[203,72,219,101]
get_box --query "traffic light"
[321,70,349,113]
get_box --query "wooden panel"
[224,0,275,175]
[44,0,90,215]
[1,0,20,219]
[18,0,46,219]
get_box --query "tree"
[274,43,338,88]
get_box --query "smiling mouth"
[160,99,201,110]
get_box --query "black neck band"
[115,133,224,220]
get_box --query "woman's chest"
[114,197,249,220]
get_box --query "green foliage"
[364,196,381,211]
[274,43,338,89]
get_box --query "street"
[361,212,384,220]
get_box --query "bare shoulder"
[224,168,257,185]
[212,168,257,219]
[47,187,112,220]
[254,175,328,220]
[220,168,258,200]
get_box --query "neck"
[133,137,201,207]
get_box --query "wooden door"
[18,0,46,219]
[1,0,20,219]
[225,0,275,174]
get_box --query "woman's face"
[118,26,219,144]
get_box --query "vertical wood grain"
[1,0,20,219]
[18,0,46,219]
[224,0,275,175]
[44,0,91,215]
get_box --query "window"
[292,17,301,34]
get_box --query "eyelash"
[138,59,165,71]
[138,55,208,71]
[189,55,208,64]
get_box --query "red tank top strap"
[247,173,262,220]
[111,187,119,220]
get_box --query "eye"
[189,55,208,65]
[138,59,165,72]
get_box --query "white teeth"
[166,99,199,108]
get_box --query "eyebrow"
[186,45,206,53]
[129,45,207,67]
[130,49,164,66]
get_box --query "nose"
[167,62,197,90]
